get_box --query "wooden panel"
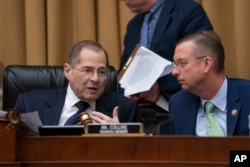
[15,161,228,167]
[0,122,16,162]
[0,162,20,167]
[16,135,250,163]
[1,120,250,167]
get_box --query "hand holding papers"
[118,45,172,111]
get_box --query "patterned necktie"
[140,12,152,47]
[205,102,224,136]
[64,101,89,125]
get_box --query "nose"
[90,71,100,82]
[172,66,179,77]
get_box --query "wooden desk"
[1,122,250,167]
[0,121,16,163]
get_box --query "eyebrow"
[81,65,106,69]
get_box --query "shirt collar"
[149,0,164,14]
[65,84,96,110]
[201,77,227,112]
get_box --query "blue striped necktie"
[140,12,152,48]
[205,102,224,136]
[64,101,89,125]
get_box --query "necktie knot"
[144,11,151,22]
[204,101,215,114]
[64,101,89,125]
[75,101,89,112]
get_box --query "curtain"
[0,0,249,79]
[201,0,250,78]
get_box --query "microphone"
[137,108,175,134]
[137,108,157,122]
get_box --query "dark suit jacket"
[15,88,137,125]
[119,0,213,99]
[163,78,250,136]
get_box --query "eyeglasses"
[172,56,207,69]
[71,66,107,78]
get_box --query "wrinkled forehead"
[77,48,107,67]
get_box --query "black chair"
[2,65,117,110]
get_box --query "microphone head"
[137,108,175,135]
[137,108,157,123]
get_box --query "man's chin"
[181,85,188,91]
[85,94,101,101]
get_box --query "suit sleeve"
[118,98,138,122]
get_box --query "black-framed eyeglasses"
[71,66,107,78]
[172,56,207,69]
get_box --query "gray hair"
[67,40,109,68]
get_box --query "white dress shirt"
[58,85,95,125]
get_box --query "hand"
[90,106,120,123]
[144,133,154,136]
[130,82,161,107]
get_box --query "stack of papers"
[118,45,173,111]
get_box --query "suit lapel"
[181,96,200,135]
[41,89,67,125]
[96,92,114,118]
[226,79,241,136]
[151,0,174,50]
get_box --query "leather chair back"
[2,65,117,110]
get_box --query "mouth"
[177,79,185,85]
[87,87,98,93]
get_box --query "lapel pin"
[231,109,237,116]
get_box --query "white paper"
[20,111,42,133]
[0,110,7,118]
[119,46,172,96]
[156,95,169,111]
